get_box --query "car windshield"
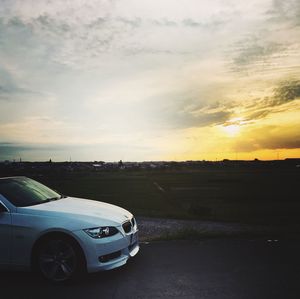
[0,177,62,207]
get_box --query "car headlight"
[84,226,119,238]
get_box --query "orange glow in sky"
[0,0,299,161]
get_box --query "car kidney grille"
[122,220,132,233]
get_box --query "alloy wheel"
[38,239,77,282]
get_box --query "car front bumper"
[73,227,139,273]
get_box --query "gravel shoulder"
[136,217,300,241]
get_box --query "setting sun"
[0,0,299,162]
[222,124,241,137]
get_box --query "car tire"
[35,236,85,283]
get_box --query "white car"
[0,176,139,282]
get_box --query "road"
[1,239,300,299]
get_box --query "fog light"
[99,250,121,263]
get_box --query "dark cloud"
[176,110,232,129]
[34,15,71,33]
[173,78,300,130]
[0,16,65,67]
[111,17,229,30]
[221,79,300,126]
[244,110,270,122]
[233,126,300,152]
[266,0,300,27]
[0,142,35,152]
[0,15,119,68]
[228,1,300,73]
[264,137,300,149]
[166,79,300,131]
[0,142,157,162]
[0,17,33,47]
[158,100,233,129]
[273,79,300,103]
[254,79,300,110]
[0,142,76,161]
[230,38,284,70]
[0,143,47,161]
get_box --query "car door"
[0,201,12,265]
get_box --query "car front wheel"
[36,236,85,282]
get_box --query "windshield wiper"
[45,197,60,202]
[45,195,67,201]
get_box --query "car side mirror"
[0,202,8,213]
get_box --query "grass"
[1,164,300,225]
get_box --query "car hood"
[18,197,133,228]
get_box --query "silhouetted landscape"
[1,159,299,225]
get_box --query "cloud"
[228,0,300,75]
[218,79,300,127]
[116,17,142,28]
[0,67,39,101]
[0,142,61,161]
[0,142,88,161]
[154,96,233,130]
[0,141,163,162]
[176,110,232,129]
[249,79,300,115]
[232,40,283,68]
[264,137,300,150]
[182,18,227,30]
[273,79,300,103]
[233,125,300,152]
[0,15,124,70]
[151,17,229,30]
[151,18,178,27]
[266,0,300,27]
[151,77,300,132]
[242,110,270,122]
[0,0,299,160]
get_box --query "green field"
[14,165,298,225]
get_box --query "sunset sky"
[0,0,299,161]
